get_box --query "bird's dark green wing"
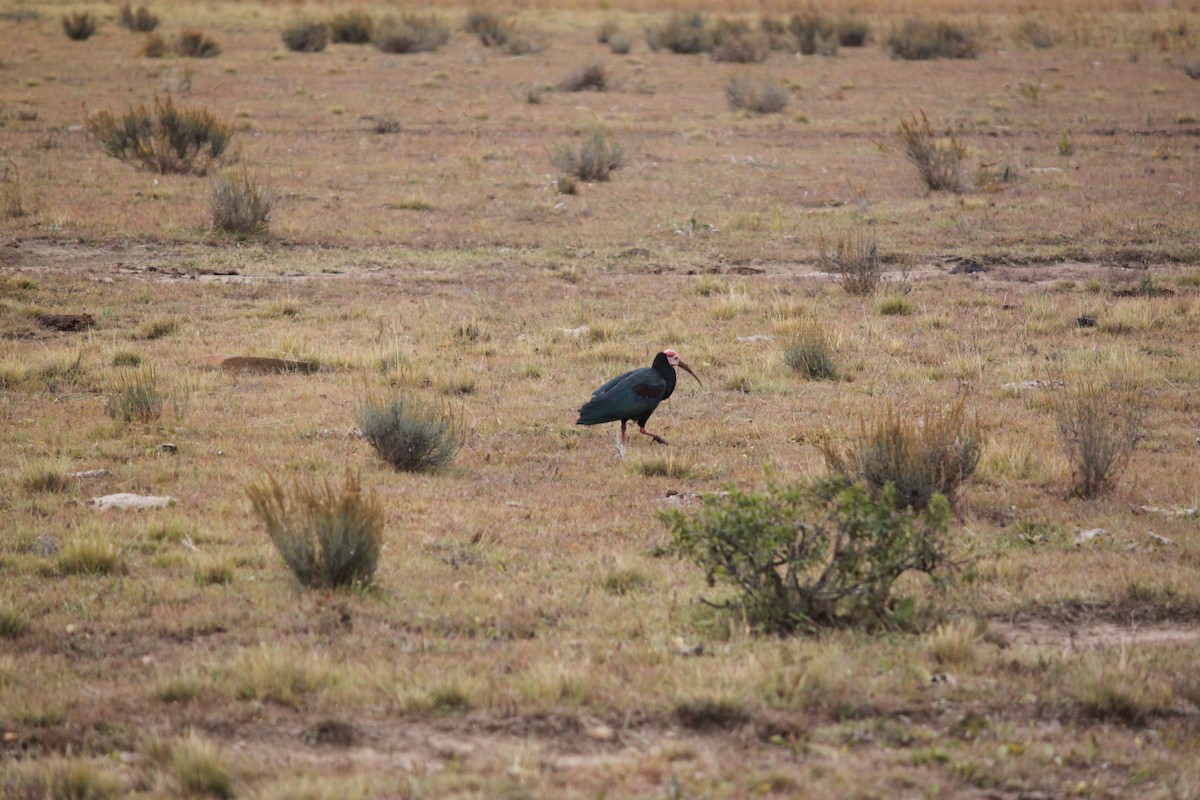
[577,368,668,425]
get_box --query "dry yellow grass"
[3,2,1200,797]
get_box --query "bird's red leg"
[620,420,628,445]
[638,427,669,445]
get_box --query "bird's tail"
[575,398,607,426]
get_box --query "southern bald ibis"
[576,349,701,457]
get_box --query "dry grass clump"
[712,34,769,63]
[20,464,72,493]
[62,11,98,41]
[138,33,167,58]
[888,19,978,60]
[789,11,838,56]
[1066,649,1172,724]
[1,757,124,800]
[58,530,126,576]
[820,230,882,296]
[173,28,221,58]
[369,114,401,134]
[551,129,625,183]
[1056,380,1145,499]
[836,16,871,46]
[356,392,463,472]
[375,13,451,54]
[119,3,158,33]
[246,471,384,589]
[210,164,275,236]
[783,321,837,380]
[135,316,177,340]
[1013,18,1055,49]
[170,734,234,799]
[465,10,536,53]
[105,365,164,422]
[559,62,607,92]
[646,13,713,54]
[1,160,26,219]
[87,95,232,175]
[329,10,372,44]
[282,18,328,53]
[725,77,788,114]
[0,607,28,639]
[899,111,967,193]
[820,400,984,511]
[927,619,983,666]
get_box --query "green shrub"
[210,164,275,236]
[899,111,967,193]
[375,13,451,54]
[1056,381,1144,499]
[726,77,787,114]
[821,230,882,296]
[888,19,978,60]
[551,129,625,182]
[357,392,463,472]
[173,28,221,58]
[282,18,328,53]
[663,476,953,633]
[820,400,983,511]
[62,11,98,40]
[329,10,372,44]
[119,3,158,33]
[559,62,607,92]
[246,470,384,589]
[646,13,712,54]
[788,11,837,55]
[86,95,232,175]
[783,322,836,380]
[105,366,163,422]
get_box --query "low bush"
[246,470,384,589]
[105,366,163,422]
[820,230,882,296]
[119,3,158,33]
[663,475,953,633]
[87,95,232,175]
[820,400,983,511]
[888,18,978,60]
[465,10,513,47]
[726,77,787,114]
[62,11,98,40]
[783,322,836,380]
[551,129,625,182]
[608,33,633,54]
[559,62,607,92]
[1056,381,1144,498]
[173,28,221,58]
[789,10,837,56]
[329,10,373,44]
[282,19,328,53]
[899,111,967,193]
[712,34,769,63]
[357,391,463,472]
[138,33,166,57]
[375,13,451,54]
[836,16,870,46]
[210,164,275,236]
[646,13,713,54]
[1013,18,1055,49]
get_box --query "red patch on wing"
[633,383,665,399]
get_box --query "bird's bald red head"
[662,350,701,387]
[662,349,678,360]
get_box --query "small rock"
[160,442,178,454]
[1147,532,1173,546]
[931,672,959,688]
[1074,528,1109,546]
[672,637,705,657]
[69,469,111,479]
[38,313,95,332]
[92,493,176,511]
[1002,380,1064,391]
[206,355,320,374]
[561,324,589,338]
[1132,504,1197,518]
[585,722,617,742]
[736,334,774,343]
[1028,167,1064,174]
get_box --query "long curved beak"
[677,360,702,388]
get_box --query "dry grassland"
[2,1,1200,797]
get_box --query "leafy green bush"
[725,77,787,114]
[646,13,712,54]
[329,10,373,44]
[783,322,836,380]
[210,164,275,236]
[282,18,328,53]
[357,392,463,472]
[105,366,164,422]
[820,400,983,511]
[246,471,384,589]
[375,13,451,54]
[119,3,158,33]
[62,11,98,40]
[87,95,232,175]
[1056,381,1144,498]
[663,476,953,633]
[898,111,967,193]
[551,129,625,182]
[888,19,978,60]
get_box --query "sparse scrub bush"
[1181,54,1200,80]
[820,230,882,296]
[1013,18,1055,49]
[663,475,953,633]
[370,114,401,134]
[119,4,158,33]
[726,77,788,114]
[836,16,870,47]
[465,10,513,48]
[608,32,633,54]
[820,400,984,511]
[62,11,98,41]
[246,470,383,589]
[138,33,166,57]
[559,62,607,92]
[789,11,837,56]
[551,129,625,182]
[173,28,221,58]
[888,19,978,60]
[329,11,373,44]
[899,111,967,193]
[171,735,234,799]
[210,164,275,236]
[87,95,232,175]
[1056,381,1145,499]
[356,391,463,472]
[105,366,163,422]
[597,19,618,44]
[646,13,713,54]
[282,18,328,53]
[783,321,837,380]
[375,13,451,54]
[712,34,769,63]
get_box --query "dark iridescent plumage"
[576,350,700,454]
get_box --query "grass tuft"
[375,13,451,54]
[172,734,234,799]
[0,608,28,639]
[559,63,607,92]
[105,365,163,422]
[2,757,124,800]
[820,230,883,296]
[173,28,221,58]
[210,164,275,236]
[629,456,694,479]
[726,77,788,114]
[899,111,967,193]
[329,11,372,44]
[357,391,463,472]
[232,645,337,706]
[599,567,650,595]
[247,470,383,589]
[58,530,126,576]
[20,465,72,493]
[87,95,232,175]
[783,321,837,380]
[62,11,98,40]
[646,13,712,54]
[119,3,158,33]
[888,18,978,60]
[1056,380,1144,499]
[1067,648,1171,724]
[551,129,625,182]
[194,555,235,586]
[282,18,328,53]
